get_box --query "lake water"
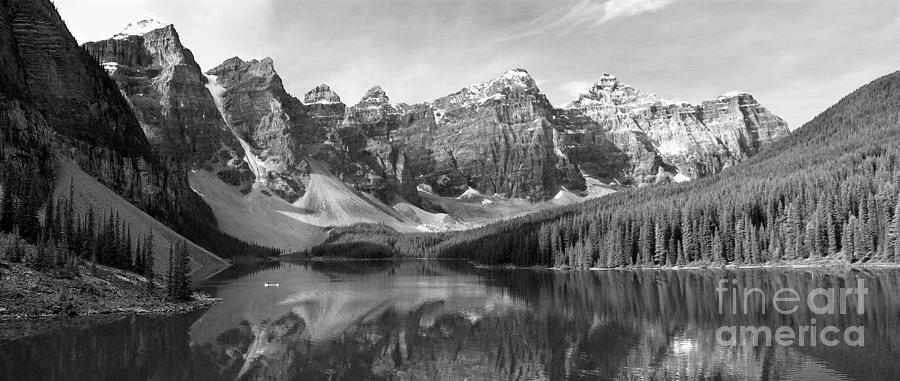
[2,260,899,380]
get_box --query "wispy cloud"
[487,0,675,47]
[560,80,595,100]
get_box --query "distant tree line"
[309,72,900,268]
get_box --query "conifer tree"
[712,230,724,264]
[178,241,191,300]
[843,218,856,263]
[654,222,667,264]
[42,197,55,243]
[166,243,175,299]
[0,176,16,234]
[639,217,653,264]
[145,233,155,292]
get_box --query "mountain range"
[0,3,790,275]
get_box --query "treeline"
[311,71,900,268]
[299,224,449,259]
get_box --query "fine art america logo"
[715,279,867,347]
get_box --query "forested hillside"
[311,70,900,267]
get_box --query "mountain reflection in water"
[1,260,899,380]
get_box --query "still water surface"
[2,260,899,380]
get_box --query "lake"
[2,260,899,380]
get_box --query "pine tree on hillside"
[179,241,191,300]
[0,176,16,234]
[144,233,155,293]
[166,243,175,299]
[17,190,41,244]
[64,179,76,252]
[41,197,56,244]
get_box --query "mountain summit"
[112,19,171,40]
[561,73,789,182]
[83,23,253,192]
[303,84,342,105]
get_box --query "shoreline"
[0,295,219,322]
[471,258,900,272]
[288,255,900,271]
[0,261,221,328]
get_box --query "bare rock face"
[561,74,790,184]
[336,85,421,202]
[82,21,254,192]
[330,69,583,201]
[205,57,330,202]
[422,69,583,198]
[0,1,218,232]
[150,53,789,207]
[323,69,787,201]
[303,83,342,105]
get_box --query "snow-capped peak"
[113,19,170,40]
[429,68,540,119]
[360,85,389,103]
[718,91,750,99]
[593,73,620,90]
[303,83,342,105]
[501,68,531,79]
[496,68,536,89]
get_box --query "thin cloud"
[561,80,595,100]
[486,0,675,47]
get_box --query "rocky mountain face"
[560,74,790,184]
[0,1,232,273]
[200,62,788,205]
[290,69,587,203]
[206,58,403,204]
[334,85,422,202]
[336,69,584,200]
[0,0,212,225]
[204,57,330,202]
[299,68,787,204]
[420,68,584,198]
[82,21,254,193]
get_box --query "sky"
[56,0,899,129]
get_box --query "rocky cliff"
[204,57,330,202]
[296,68,788,202]
[205,58,399,204]
[312,69,585,202]
[0,0,225,269]
[82,21,254,193]
[561,74,790,184]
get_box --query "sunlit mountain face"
[4,262,899,380]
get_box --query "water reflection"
[2,261,899,380]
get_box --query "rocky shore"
[0,261,218,339]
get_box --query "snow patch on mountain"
[113,19,170,40]
[456,187,487,200]
[551,189,583,205]
[673,172,691,183]
[101,62,119,74]
[657,140,689,156]
[719,91,750,98]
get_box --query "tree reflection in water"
[2,261,898,381]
